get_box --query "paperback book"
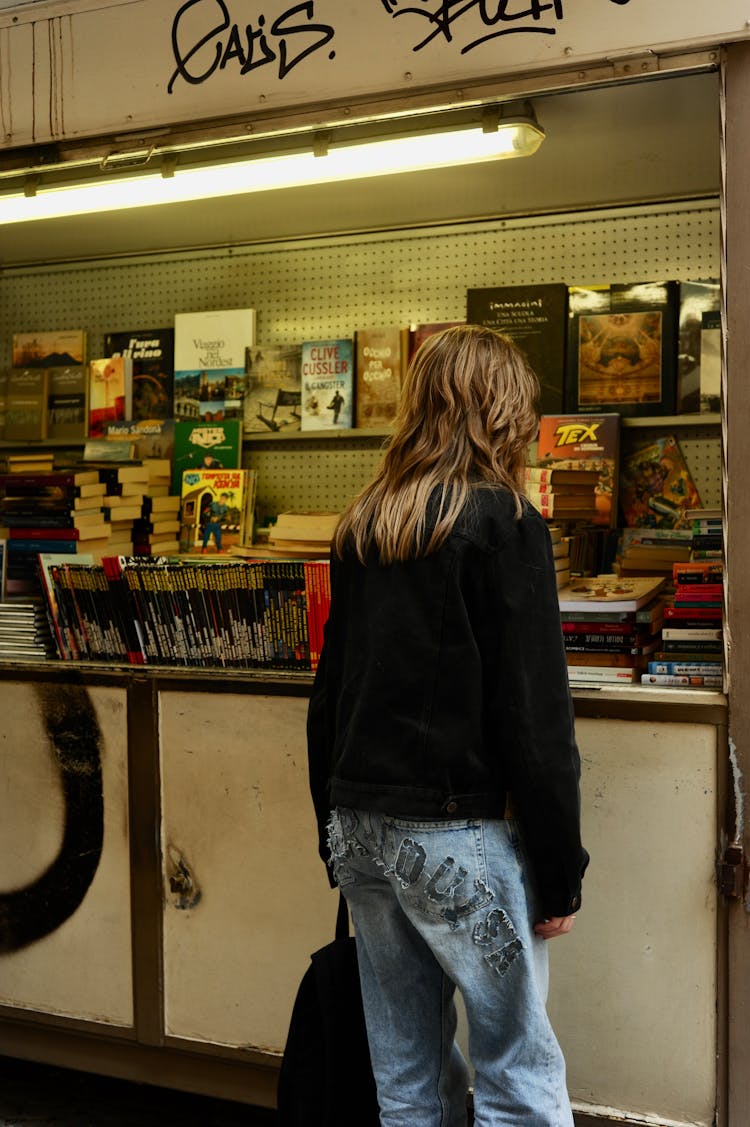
[467,284,568,414]
[172,419,242,495]
[244,344,302,434]
[12,330,86,369]
[179,468,249,553]
[5,369,48,440]
[47,365,88,440]
[677,280,721,413]
[88,356,132,437]
[354,326,408,427]
[105,327,174,419]
[300,339,354,430]
[558,574,666,614]
[173,308,255,423]
[105,418,176,460]
[619,434,701,528]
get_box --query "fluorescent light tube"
[0,120,544,226]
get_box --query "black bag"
[277,893,380,1126]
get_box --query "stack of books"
[264,511,339,558]
[557,574,667,686]
[642,559,723,688]
[96,462,152,556]
[0,600,57,661]
[133,493,182,556]
[614,527,693,579]
[687,507,723,560]
[524,466,600,522]
[0,470,111,596]
[550,526,570,590]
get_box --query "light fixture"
[0,103,544,226]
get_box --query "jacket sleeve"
[483,509,589,918]
[306,562,338,888]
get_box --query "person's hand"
[534,914,576,939]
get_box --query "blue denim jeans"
[327,807,573,1127]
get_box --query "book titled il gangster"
[174,308,256,423]
[300,339,354,431]
[566,282,678,416]
[466,284,567,414]
[105,327,175,420]
[535,414,621,527]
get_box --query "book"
[648,660,723,675]
[12,329,86,369]
[104,327,174,419]
[535,413,620,527]
[46,365,88,440]
[641,673,722,688]
[466,284,568,414]
[677,280,721,413]
[172,419,242,495]
[525,492,599,520]
[567,666,639,684]
[88,356,132,437]
[244,344,302,434]
[179,468,248,553]
[354,326,408,427]
[300,339,354,430]
[5,369,48,440]
[524,466,599,486]
[174,308,255,423]
[105,418,176,460]
[558,574,666,613]
[565,281,678,416]
[619,434,701,528]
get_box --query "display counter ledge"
[0,659,728,719]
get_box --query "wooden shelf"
[243,426,393,443]
[621,413,721,428]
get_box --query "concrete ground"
[0,1055,275,1126]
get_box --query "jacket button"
[445,801,458,814]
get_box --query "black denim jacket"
[307,486,588,918]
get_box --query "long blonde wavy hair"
[333,324,540,564]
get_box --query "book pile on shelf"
[641,511,724,688]
[557,574,667,687]
[0,601,57,661]
[549,526,570,590]
[257,511,339,559]
[0,470,113,597]
[614,526,694,579]
[37,555,331,672]
[524,466,600,523]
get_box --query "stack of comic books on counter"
[557,574,667,687]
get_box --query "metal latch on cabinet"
[717,844,749,900]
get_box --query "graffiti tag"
[379,0,633,54]
[168,0,335,92]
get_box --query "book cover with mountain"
[300,339,354,431]
[105,327,174,420]
[174,308,255,423]
[12,330,86,369]
[566,281,678,416]
[466,284,567,414]
[244,344,302,434]
[172,419,242,494]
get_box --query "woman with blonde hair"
[307,324,588,1126]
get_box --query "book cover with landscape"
[244,344,302,433]
[536,413,621,527]
[300,339,354,430]
[105,327,174,419]
[566,282,678,416]
[466,284,568,414]
[174,308,255,423]
[12,330,86,369]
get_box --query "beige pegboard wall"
[0,201,722,515]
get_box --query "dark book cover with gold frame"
[565,282,678,417]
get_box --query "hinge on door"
[717,844,748,900]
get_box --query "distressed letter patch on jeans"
[327,807,573,1127]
